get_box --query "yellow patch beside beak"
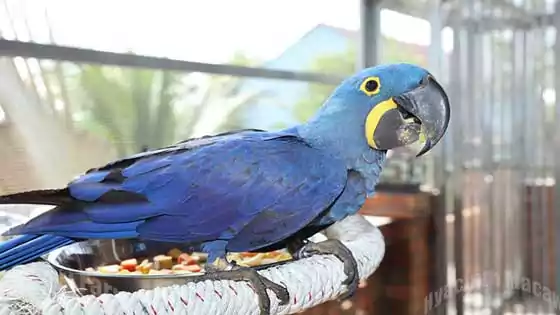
[364,98,398,148]
[365,74,450,156]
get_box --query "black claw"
[296,239,359,301]
[190,265,289,315]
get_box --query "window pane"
[2,0,360,75]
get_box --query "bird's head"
[305,63,451,157]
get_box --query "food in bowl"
[85,248,292,275]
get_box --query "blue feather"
[0,235,74,270]
[122,156,175,177]
[0,64,438,270]
[68,183,121,202]
[71,171,110,184]
[133,135,348,250]
[9,219,140,237]
[8,210,89,233]
[0,130,347,267]
[84,203,160,223]
[0,234,37,252]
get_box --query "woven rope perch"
[0,214,385,315]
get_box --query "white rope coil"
[0,214,385,315]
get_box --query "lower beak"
[364,75,451,156]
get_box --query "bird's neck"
[294,115,387,196]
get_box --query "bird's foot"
[294,239,359,301]
[204,259,289,315]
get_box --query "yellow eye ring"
[360,76,381,96]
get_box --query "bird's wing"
[9,131,348,251]
[85,128,267,173]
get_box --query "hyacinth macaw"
[0,63,450,314]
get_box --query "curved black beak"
[394,75,451,156]
[365,75,451,157]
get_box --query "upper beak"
[364,75,451,157]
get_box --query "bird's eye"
[360,77,381,96]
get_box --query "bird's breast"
[354,150,386,196]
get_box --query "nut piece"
[167,248,182,259]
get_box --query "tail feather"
[0,189,76,270]
[0,189,72,206]
[0,234,74,270]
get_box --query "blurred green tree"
[69,53,262,157]
[293,38,427,122]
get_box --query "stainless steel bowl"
[46,239,294,296]
[45,239,208,296]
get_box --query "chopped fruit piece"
[171,264,201,272]
[184,264,202,272]
[153,255,173,270]
[240,253,265,267]
[192,252,208,262]
[178,253,199,265]
[172,264,188,271]
[138,262,153,274]
[86,249,292,275]
[98,265,120,273]
[149,269,173,275]
[120,258,138,272]
[263,250,282,258]
[135,259,149,271]
[177,253,190,264]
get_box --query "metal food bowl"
[46,239,295,296]
[45,239,209,296]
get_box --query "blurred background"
[0,0,557,314]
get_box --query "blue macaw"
[0,63,450,314]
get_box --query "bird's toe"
[296,239,359,301]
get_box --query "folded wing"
[6,131,348,251]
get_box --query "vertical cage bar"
[359,0,381,69]
[510,24,524,300]
[535,18,547,302]
[481,12,494,312]
[497,23,510,305]
[524,24,538,290]
[553,0,560,296]
[463,0,477,309]
[449,12,464,315]
[489,23,500,309]
[471,20,484,315]
[428,1,449,315]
